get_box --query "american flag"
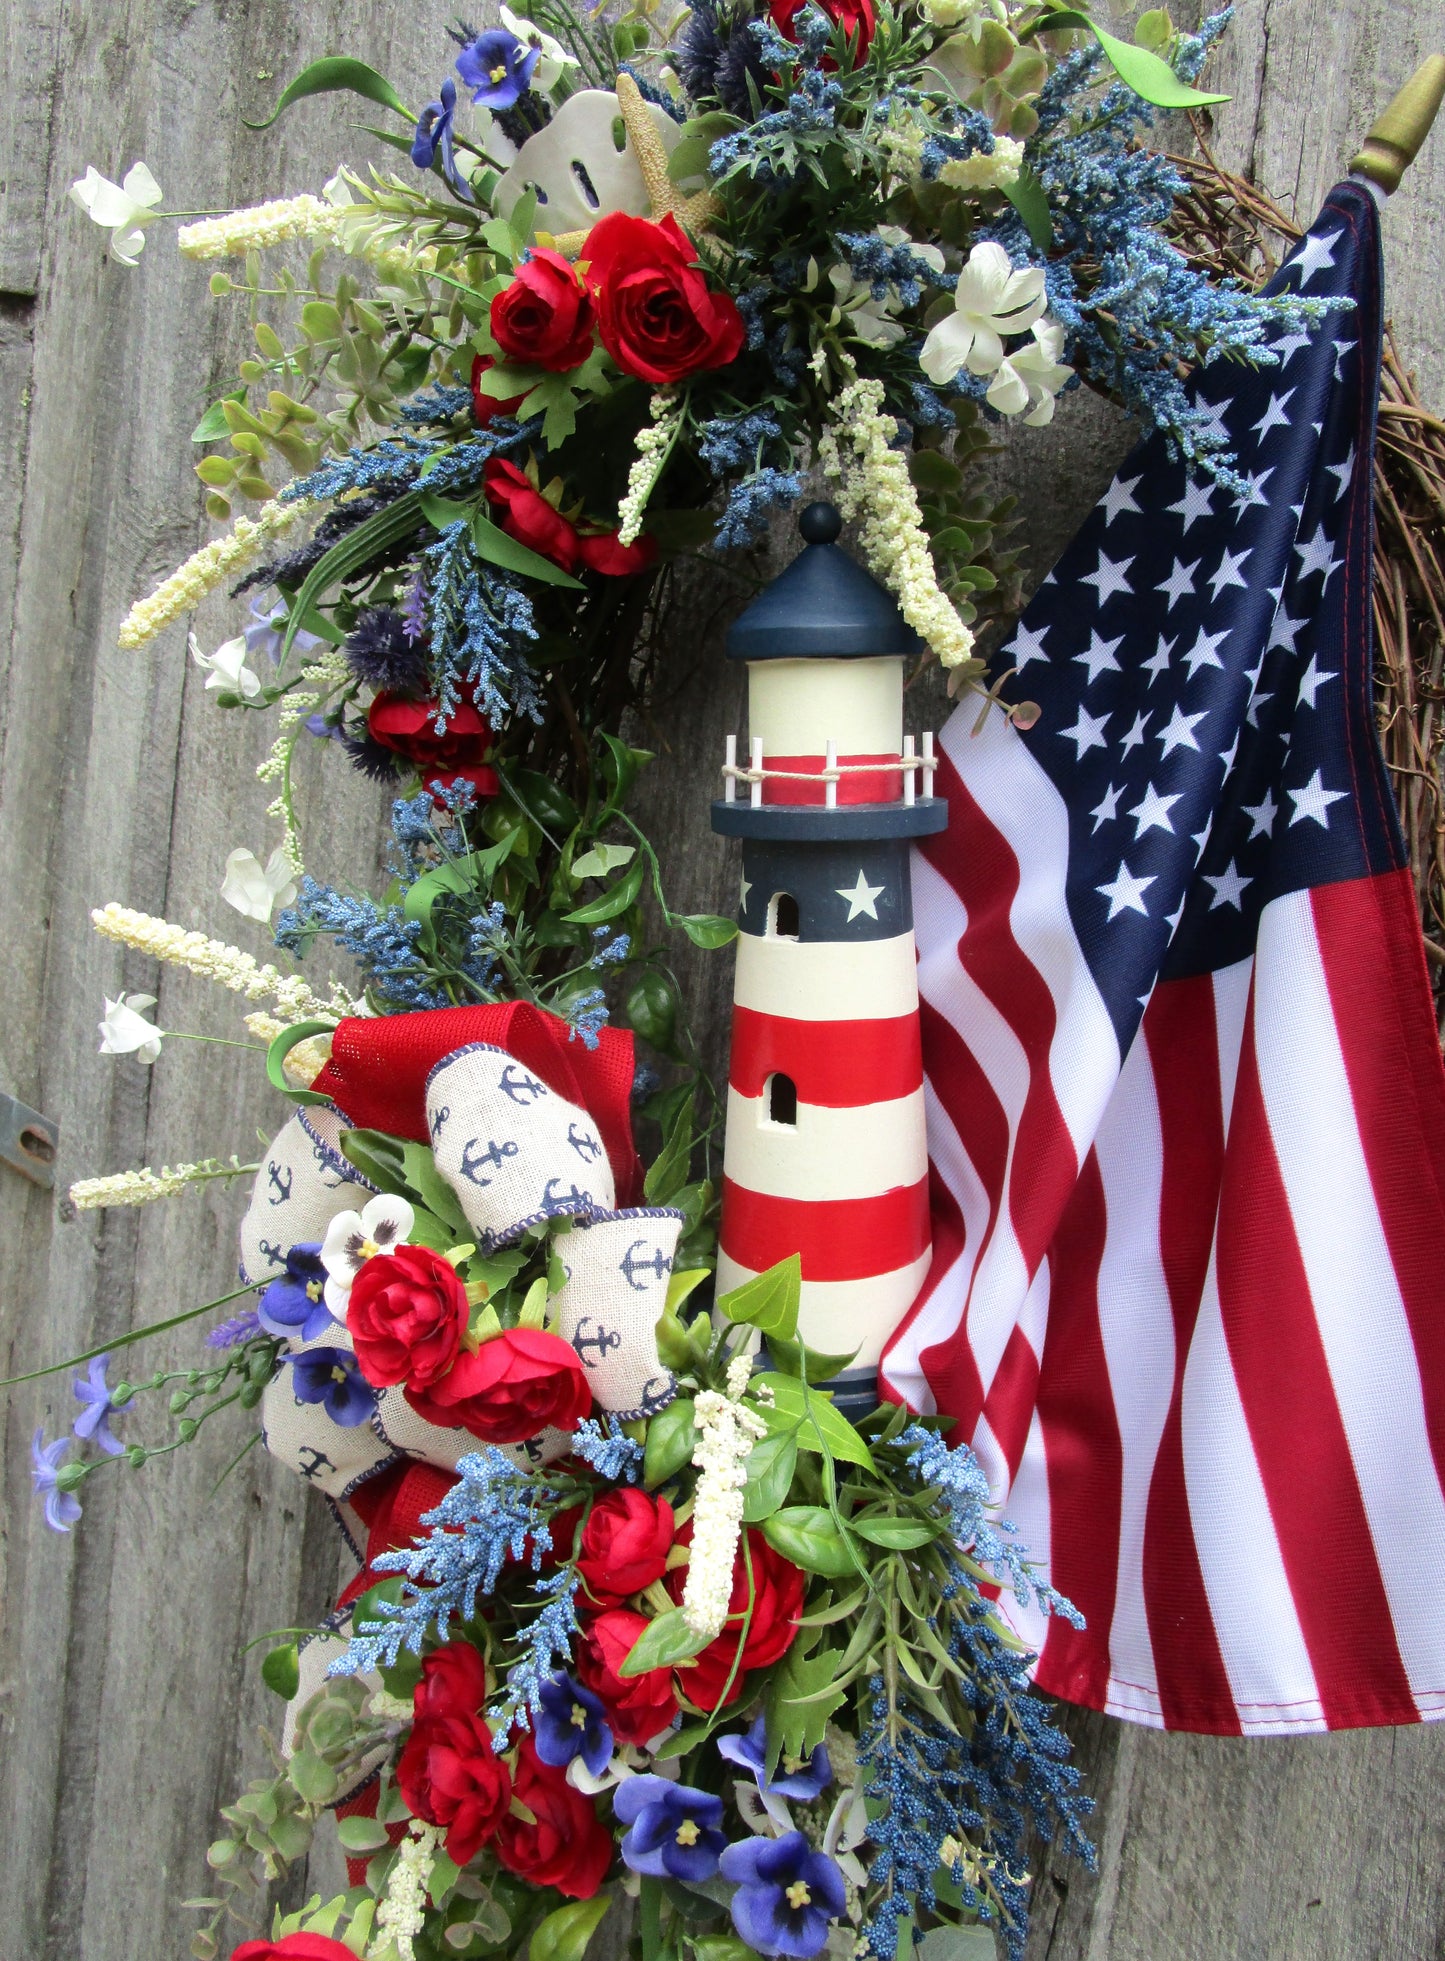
[880,181,1445,1736]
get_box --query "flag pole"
[1349,55,1445,194]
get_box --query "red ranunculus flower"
[578,1488,675,1605]
[231,1937,359,1961]
[407,1325,593,1444]
[581,212,744,385]
[367,691,500,797]
[347,1243,469,1391]
[397,1641,513,1865]
[483,458,582,572]
[576,528,658,577]
[470,352,527,426]
[666,1526,806,1710]
[575,1606,679,1744]
[490,248,596,372]
[495,1736,614,1898]
[769,0,874,58]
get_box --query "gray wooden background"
[2,3,1443,1958]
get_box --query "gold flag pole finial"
[1350,54,1445,194]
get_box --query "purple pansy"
[614,1775,729,1883]
[71,1353,134,1457]
[455,30,540,109]
[535,1673,614,1778]
[412,76,475,200]
[258,1243,336,1342]
[719,1830,847,1958]
[286,1347,376,1426]
[718,1716,832,1800]
[32,1430,82,1533]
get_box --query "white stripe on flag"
[1212,956,1252,1131]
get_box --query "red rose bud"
[367,691,500,798]
[490,248,596,373]
[470,352,527,426]
[770,0,875,58]
[575,1606,679,1745]
[666,1525,805,1710]
[347,1243,469,1390]
[576,527,658,577]
[397,1641,513,1865]
[483,458,582,572]
[406,1325,593,1445]
[578,1488,675,1604]
[231,1937,360,1961]
[581,212,745,386]
[495,1735,615,1899]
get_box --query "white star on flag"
[1059,705,1111,758]
[1099,474,1143,525]
[1294,524,1343,586]
[1182,626,1229,678]
[1297,656,1338,709]
[1006,622,1050,672]
[1158,703,1209,757]
[1208,545,1252,599]
[835,870,885,920]
[1119,710,1150,756]
[1251,390,1294,441]
[1291,227,1341,287]
[1156,558,1199,610]
[1097,862,1156,921]
[1128,783,1182,837]
[1204,860,1253,910]
[1325,444,1355,500]
[1080,551,1135,604]
[1271,329,1312,364]
[1231,466,1274,512]
[1142,636,1175,684]
[1245,689,1273,729]
[1267,605,1306,654]
[1287,769,1349,828]
[1166,478,1215,531]
[1333,338,1353,379]
[1074,631,1125,684]
[1090,783,1122,832]
[1242,789,1278,838]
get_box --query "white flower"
[682,1384,768,1641]
[221,845,298,924]
[69,162,163,265]
[919,241,1046,385]
[320,1194,415,1318]
[188,630,262,700]
[98,993,163,1063]
[986,317,1073,425]
[499,6,580,91]
[923,0,1007,33]
[938,134,1025,192]
[828,231,944,351]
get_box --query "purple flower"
[615,1776,728,1883]
[31,1430,82,1533]
[412,77,475,200]
[258,1243,336,1342]
[208,1309,264,1349]
[71,1353,134,1457]
[535,1673,613,1777]
[286,1347,376,1426]
[718,1716,832,1800]
[455,30,540,109]
[719,1831,847,1958]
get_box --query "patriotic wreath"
[20,3,1348,1959]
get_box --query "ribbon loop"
[238,1104,374,1287]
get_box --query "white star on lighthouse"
[836,870,885,921]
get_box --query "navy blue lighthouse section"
[739,837,916,941]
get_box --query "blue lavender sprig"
[570,1415,646,1483]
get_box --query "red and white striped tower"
[712,503,947,1409]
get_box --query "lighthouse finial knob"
[799,501,842,546]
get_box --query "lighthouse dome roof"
[726,502,924,660]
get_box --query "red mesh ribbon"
[312,1000,643,1206]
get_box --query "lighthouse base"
[714,1246,932,1371]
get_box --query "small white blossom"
[616,389,681,547]
[188,630,262,701]
[922,0,1007,35]
[117,497,311,651]
[919,241,1046,384]
[69,162,163,265]
[373,1820,440,1961]
[938,134,1026,192]
[682,1379,768,1642]
[320,1194,416,1319]
[69,1156,253,1210]
[986,316,1073,425]
[90,902,353,1022]
[178,193,344,260]
[221,845,299,923]
[98,993,162,1063]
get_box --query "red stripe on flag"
[981,1325,1041,1486]
[762,753,903,805]
[1217,990,1418,1728]
[880,1162,982,1419]
[1313,870,1445,1492]
[1030,1152,1123,1710]
[729,1005,922,1107]
[720,1175,930,1281]
[1138,976,1240,1733]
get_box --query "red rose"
[347,1244,469,1391]
[582,212,744,385]
[576,528,658,577]
[470,353,527,426]
[483,458,582,572]
[367,692,499,797]
[231,1937,358,1961]
[666,1526,805,1710]
[578,1489,675,1605]
[491,248,596,373]
[397,1641,513,1865]
[495,1736,614,1898]
[770,0,874,58]
[575,1607,679,1745]
[407,1325,593,1444]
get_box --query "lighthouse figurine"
[712,502,947,1412]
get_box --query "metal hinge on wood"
[0,1092,58,1188]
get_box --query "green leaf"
[644,1090,695,1205]
[562,856,646,924]
[763,1642,848,1768]
[718,1256,800,1341]
[665,136,715,184]
[617,1606,711,1677]
[753,1374,876,1470]
[289,1749,339,1806]
[265,1018,338,1108]
[471,511,584,589]
[420,491,477,531]
[741,1428,799,1524]
[261,1642,300,1700]
[627,969,678,1052]
[599,731,653,812]
[571,842,636,878]
[762,1505,859,1578]
[644,1396,697,1488]
[1002,162,1053,253]
[336,1814,391,1852]
[915,1928,1000,1961]
[690,1942,754,1961]
[518,1276,549,1330]
[531,1896,613,1961]
[191,388,248,443]
[678,913,739,949]
[246,57,412,131]
[400,1140,469,1236]
[762,1333,860,1383]
[339,1127,408,1193]
[851,1516,942,1550]
[275,488,427,668]
[428,1850,461,1905]
[1032,9,1229,106]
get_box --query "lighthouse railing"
[720,735,936,805]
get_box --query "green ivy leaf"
[678,913,739,949]
[762,1505,859,1578]
[261,1642,300,1700]
[741,1428,799,1523]
[245,57,412,131]
[531,1896,613,1961]
[644,1090,695,1205]
[763,1334,860,1382]
[851,1516,942,1550]
[718,1256,800,1340]
[571,842,636,878]
[562,856,646,924]
[753,1374,876,1470]
[1031,9,1229,106]
[627,970,679,1052]
[617,1606,711,1677]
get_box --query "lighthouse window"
[767,892,800,939]
[766,1072,798,1127]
